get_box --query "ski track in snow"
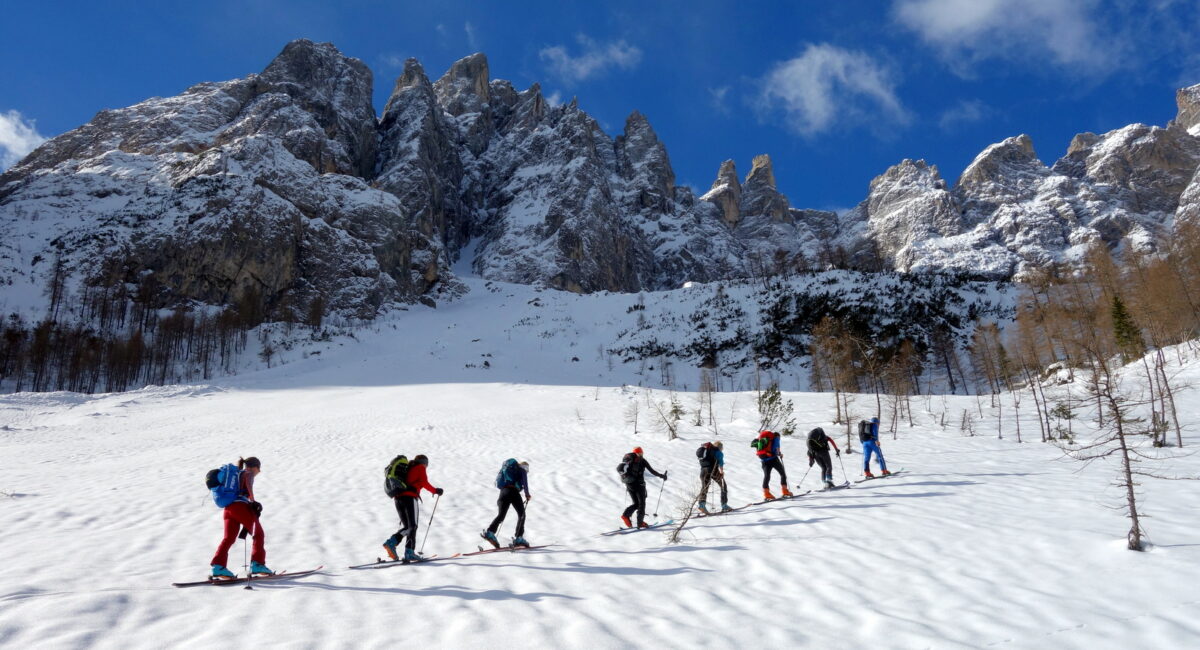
[3,344,1200,647]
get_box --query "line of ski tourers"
[179,417,895,587]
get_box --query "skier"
[860,416,891,478]
[752,430,792,500]
[482,459,532,549]
[383,454,444,562]
[696,441,731,514]
[209,456,272,579]
[806,427,841,489]
[617,446,667,528]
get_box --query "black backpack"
[807,428,827,454]
[696,443,715,466]
[384,455,411,498]
[858,420,872,442]
[616,452,638,484]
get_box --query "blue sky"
[2,0,1198,211]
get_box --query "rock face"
[2,41,1200,321]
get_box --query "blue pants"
[862,441,887,472]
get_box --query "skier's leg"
[488,489,512,533]
[400,496,419,550]
[863,442,875,471]
[512,491,527,538]
[761,461,772,489]
[776,458,788,485]
[391,495,407,543]
[623,486,639,520]
[876,445,888,471]
[718,474,728,504]
[209,505,243,567]
[634,483,648,525]
[699,467,714,502]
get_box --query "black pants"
[392,495,419,550]
[761,457,787,489]
[699,466,728,504]
[813,451,833,482]
[622,482,648,524]
[488,486,526,537]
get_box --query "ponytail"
[237,457,246,470]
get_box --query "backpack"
[206,463,241,508]
[616,452,638,483]
[751,432,773,452]
[807,428,827,454]
[696,443,714,465]
[496,458,520,489]
[858,420,872,442]
[384,455,411,498]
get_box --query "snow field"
[2,369,1200,648]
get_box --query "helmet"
[633,447,644,455]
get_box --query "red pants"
[210,501,265,567]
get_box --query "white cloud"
[0,110,47,171]
[709,86,731,114]
[539,35,642,83]
[938,98,992,130]
[545,91,563,108]
[380,53,406,69]
[758,44,909,136]
[465,22,479,50]
[893,0,1111,72]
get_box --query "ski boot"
[720,502,733,513]
[863,470,875,479]
[249,562,274,576]
[210,564,236,580]
[763,488,776,501]
[697,500,710,515]
[481,529,501,549]
[383,537,400,561]
[621,515,633,528]
[825,480,836,490]
[781,486,793,498]
[881,469,892,476]
[637,521,649,529]
[512,536,530,548]
[402,548,423,563]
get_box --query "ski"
[599,519,675,536]
[172,566,323,588]
[739,490,811,509]
[348,554,460,569]
[853,469,905,484]
[463,544,552,556]
[814,481,851,491]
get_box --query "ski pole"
[837,451,849,483]
[651,475,667,518]
[420,493,441,554]
[795,464,812,490]
[242,533,253,590]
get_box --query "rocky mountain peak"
[957,134,1040,189]
[615,110,676,211]
[395,58,431,90]
[434,52,491,116]
[1176,84,1200,136]
[701,160,742,226]
[745,154,777,190]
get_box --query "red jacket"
[400,463,438,499]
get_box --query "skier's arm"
[520,468,531,499]
[645,459,666,480]
[830,438,840,453]
[411,466,439,496]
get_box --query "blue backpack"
[495,458,520,489]
[205,463,241,508]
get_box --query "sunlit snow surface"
[1,282,1198,648]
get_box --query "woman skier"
[383,454,443,562]
[753,430,792,500]
[210,456,272,579]
[482,459,532,548]
[806,427,841,489]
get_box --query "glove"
[663,470,669,481]
[251,501,263,517]
[525,494,532,502]
[808,458,814,467]
[434,487,444,496]
[836,450,841,457]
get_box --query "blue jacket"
[713,449,725,468]
[501,465,530,496]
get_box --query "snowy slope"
[1,303,1199,648]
